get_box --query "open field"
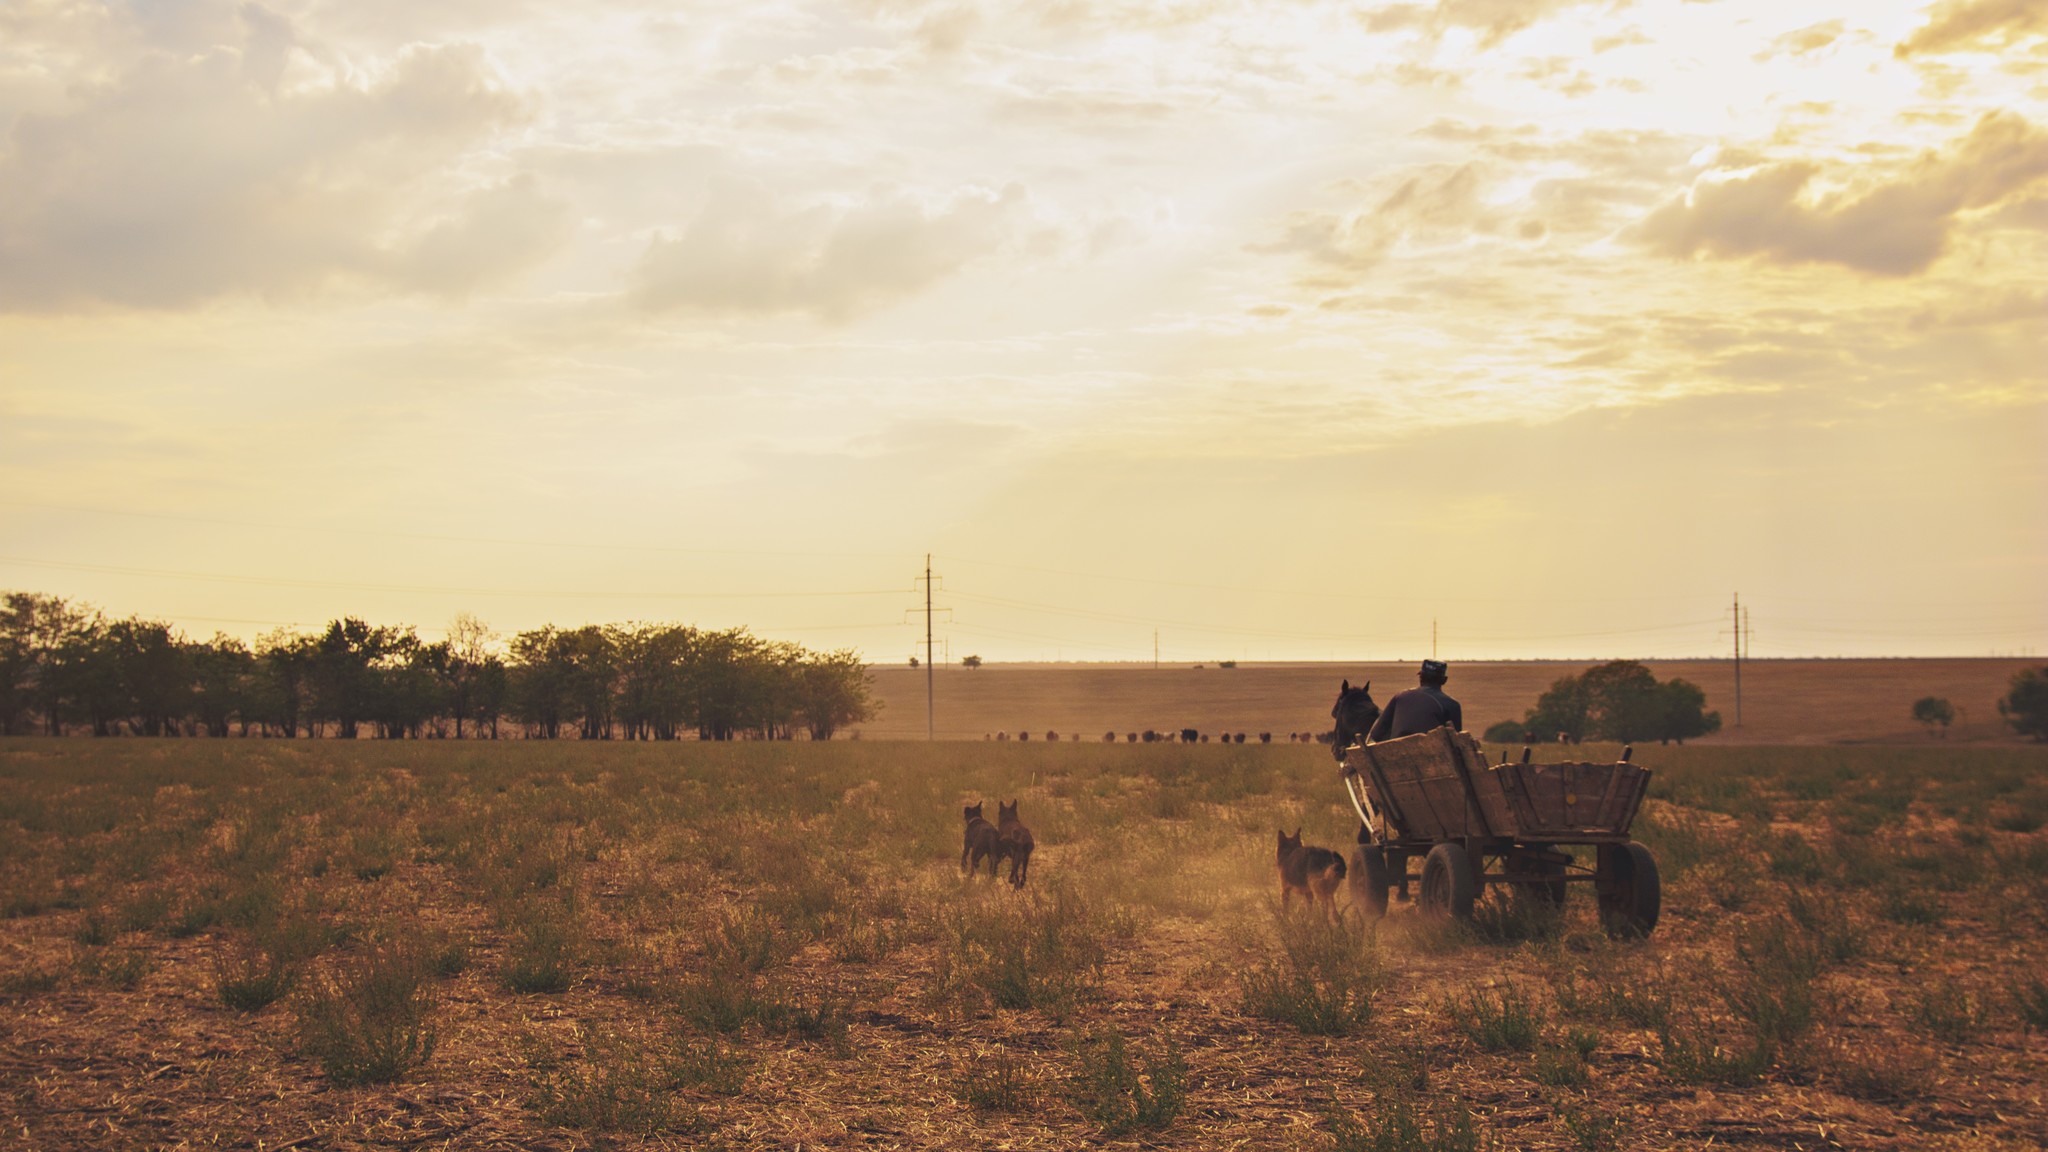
[862,659,2044,744]
[3,738,2047,1151]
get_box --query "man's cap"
[1420,659,1449,681]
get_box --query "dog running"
[1276,828,1347,920]
[961,801,1001,878]
[995,799,1035,889]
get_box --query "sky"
[1,0,2044,662]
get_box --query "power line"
[0,499,900,562]
[0,555,908,600]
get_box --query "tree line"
[1483,660,1720,745]
[0,592,876,741]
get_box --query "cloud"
[1895,0,2047,57]
[1759,19,1845,59]
[1631,112,2048,275]
[1360,0,1619,48]
[1252,164,1492,273]
[0,34,537,311]
[391,175,575,298]
[628,182,1026,320]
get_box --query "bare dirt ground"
[860,658,2042,744]
[2,739,2045,1151]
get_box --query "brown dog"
[1277,828,1347,919]
[962,802,1000,878]
[995,799,1035,889]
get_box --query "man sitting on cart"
[1367,659,1463,742]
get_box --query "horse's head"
[1328,679,1380,760]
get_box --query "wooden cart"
[1340,728,1661,938]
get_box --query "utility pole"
[1432,618,1438,660]
[1153,629,1159,670]
[924,554,935,741]
[1732,592,1742,728]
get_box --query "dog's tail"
[1327,853,1347,882]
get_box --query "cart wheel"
[1597,841,1660,939]
[1351,845,1391,918]
[1420,843,1477,921]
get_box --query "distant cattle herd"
[984,729,1329,744]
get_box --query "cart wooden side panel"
[1346,729,1650,844]
[1349,728,1512,842]
[1490,760,1649,841]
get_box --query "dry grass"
[1,737,2044,1150]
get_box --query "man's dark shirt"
[1367,685,1463,742]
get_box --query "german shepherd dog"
[962,802,1001,878]
[995,799,1035,889]
[1277,828,1347,919]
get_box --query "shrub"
[1656,1013,1770,1084]
[116,889,171,934]
[1239,914,1385,1035]
[707,905,798,973]
[1445,983,1544,1052]
[956,1045,1035,1112]
[0,963,62,995]
[1784,889,1866,964]
[501,910,577,994]
[1821,1037,1931,1102]
[427,935,470,979]
[297,943,438,1085]
[1328,1096,1492,1152]
[667,1035,751,1096]
[1556,1103,1621,1152]
[1911,984,1987,1044]
[928,883,1118,1018]
[73,946,150,990]
[1722,919,1819,1051]
[1067,1028,1185,1136]
[214,944,299,1012]
[2012,974,2048,1031]
[1532,1045,1588,1087]
[673,970,768,1034]
[72,911,114,947]
[1877,885,1943,926]
[529,1025,693,1135]
[1997,666,2048,740]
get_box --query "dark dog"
[1277,828,1347,919]
[962,802,1000,878]
[995,799,1035,889]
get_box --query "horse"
[1329,679,1381,761]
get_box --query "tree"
[189,635,254,737]
[797,649,876,740]
[1515,661,1719,745]
[0,593,91,735]
[1999,667,2048,742]
[1911,696,1956,739]
[1481,720,1528,743]
[442,614,496,739]
[309,618,406,738]
[255,629,316,737]
[510,626,576,739]
[1581,661,1662,743]
[1523,675,1592,743]
[1654,678,1720,745]
[962,654,982,669]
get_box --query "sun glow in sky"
[2,0,2044,661]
